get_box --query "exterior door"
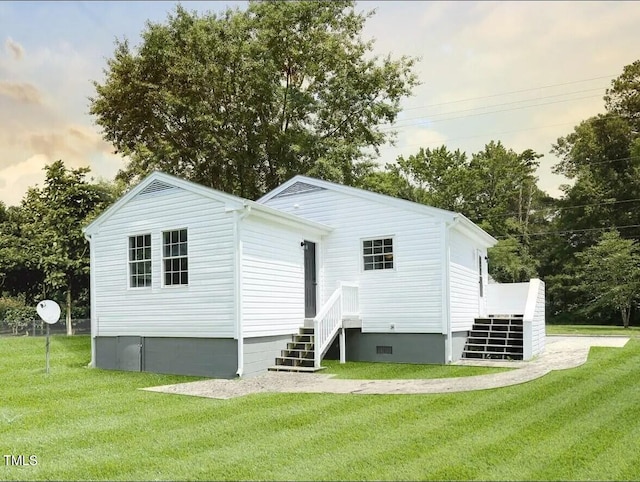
[477,251,487,316]
[303,240,317,318]
[116,336,142,372]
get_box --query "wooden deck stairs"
[268,327,325,373]
[462,316,524,360]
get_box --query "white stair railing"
[313,282,359,368]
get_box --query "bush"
[0,297,37,335]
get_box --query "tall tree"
[392,146,469,212]
[90,1,418,199]
[545,59,640,323]
[19,161,115,334]
[575,230,640,328]
[0,204,44,299]
[376,142,550,282]
[604,59,640,133]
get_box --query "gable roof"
[258,175,497,247]
[83,171,333,237]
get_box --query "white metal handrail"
[313,282,359,368]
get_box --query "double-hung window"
[363,237,394,271]
[163,229,188,286]
[129,234,152,288]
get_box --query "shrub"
[0,297,37,335]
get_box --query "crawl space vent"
[376,345,393,355]
[273,181,326,198]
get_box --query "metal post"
[45,324,50,374]
[339,327,346,364]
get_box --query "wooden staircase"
[268,327,325,373]
[462,316,524,360]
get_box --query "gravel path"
[141,335,630,400]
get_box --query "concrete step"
[268,365,325,373]
[462,351,524,360]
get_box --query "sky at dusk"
[1,1,640,206]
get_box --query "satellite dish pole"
[36,300,61,374]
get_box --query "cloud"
[0,154,50,206]
[4,37,23,60]
[27,124,114,161]
[0,81,43,104]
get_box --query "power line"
[494,224,640,240]
[402,74,617,111]
[470,197,640,222]
[558,154,640,168]
[394,87,607,125]
[382,94,603,131]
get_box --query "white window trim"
[162,227,189,288]
[360,235,396,273]
[127,233,152,290]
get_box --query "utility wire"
[382,94,603,131]
[394,87,607,125]
[469,197,640,222]
[401,75,617,111]
[494,224,640,239]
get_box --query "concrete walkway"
[142,335,630,400]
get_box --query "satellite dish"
[37,300,61,325]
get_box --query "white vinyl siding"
[263,189,443,333]
[241,217,314,338]
[92,187,235,338]
[449,229,483,331]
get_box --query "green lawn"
[322,359,511,379]
[546,324,640,336]
[2,335,640,480]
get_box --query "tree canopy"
[90,1,418,199]
[0,161,116,332]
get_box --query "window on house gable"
[363,237,394,271]
[163,229,188,286]
[129,234,152,288]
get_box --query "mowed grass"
[2,335,640,480]
[322,359,511,379]
[547,324,640,336]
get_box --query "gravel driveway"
[142,335,630,400]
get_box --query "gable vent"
[137,180,178,197]
[273,181,326,198]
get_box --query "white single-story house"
[83,171,545,378]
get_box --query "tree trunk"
[621,306,630,329]
[66,288,73,336]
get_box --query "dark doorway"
[303,240,317,318]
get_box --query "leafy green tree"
[0,204,44,300]
[464,142,544,238]
[377,142,550,281]
[357,169,417,202]
[392,146,469,212]
[90,1,418,199]
[552,114,639,247]
[604,59,640,133]
[575,230,640,328]
[488,237,539,283]
[544,60,640,324]
[19,161,116,334]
